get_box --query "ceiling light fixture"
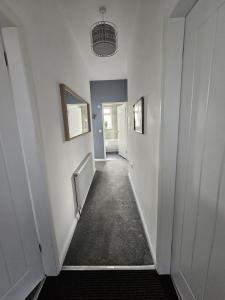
[90,6,118,57]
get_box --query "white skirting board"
[128,173,156,264]
[171,277,183,300]
[95,159,106,162]
[59,212,80,267]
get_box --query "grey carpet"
[64,155,153,265]
[106,152,119,160]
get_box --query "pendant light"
[90,6,118,57]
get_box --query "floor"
[64,154,153,266]
[38,270,178,300]
[106,152,120,160]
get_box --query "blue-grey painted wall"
[90,79,128,159]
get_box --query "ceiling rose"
[90,6,118,57]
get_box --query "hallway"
[3,0,225,299]
[64,155,153,266]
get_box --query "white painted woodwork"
[157,17,185,274]
[117,104,128,159]
[172,0,225,299]
[0,37,44,299]
[1,27,59,275]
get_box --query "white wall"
[127,0,178,262]
[1,0,94,266]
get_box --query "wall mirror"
[133,97,144,134]
[60,84,91,141]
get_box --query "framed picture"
[133,97,144,134]
[60,84,91,141]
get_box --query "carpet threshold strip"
[62,265,155,271]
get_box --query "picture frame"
[133,97,144,134]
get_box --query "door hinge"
[4,51,8,68]
[38,243,42,253]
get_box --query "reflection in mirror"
[133,97,144,134]
[60,84,91,140]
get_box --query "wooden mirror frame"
[60,83,91,141]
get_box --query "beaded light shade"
[91,7,118,57]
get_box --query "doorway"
[63,102,153,268]
[102,102,128,161]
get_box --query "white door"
[117,104,128,159]
[172,0,225,299]
[0,38,44,299]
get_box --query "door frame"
[0,5,60,276]
[0,0,199,279]
[102,101,127,160]
[156,0,199,274]
[117,102,128,159]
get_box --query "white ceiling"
[57,0,140,80]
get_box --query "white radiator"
[105,139,118,152]
[74,152,95,214]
